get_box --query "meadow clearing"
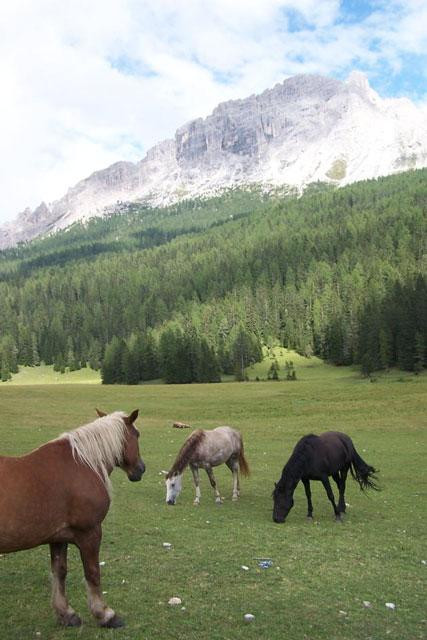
[0,356,425,640]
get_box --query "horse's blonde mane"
[59,412,128,496]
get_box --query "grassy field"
[7,363,101,385]
[0,363,426,640]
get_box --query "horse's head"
[165,471,183,505]
[272,481,294,523]
[96,408,145,482]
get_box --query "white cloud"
[0,0,425,224]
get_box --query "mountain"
[1,71,427,249]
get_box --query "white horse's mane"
[59,412,128,496]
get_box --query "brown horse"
[0,409,145,628]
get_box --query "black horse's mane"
[277,434,318,489]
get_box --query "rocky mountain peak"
[1,72,426,249]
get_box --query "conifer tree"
[413,332,425,375]
[159,327,181,384]
[198,339,221,382]
[268,359,280,380]
[1,362,11,382]
[121,341,139,385]
[140,332,159,380]
[32,333,40,366]
[102,337,126,384]
[88,339,102,370]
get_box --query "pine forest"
[0,169,426,384]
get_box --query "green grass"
[0,369,426,640]
[6,363,101,385]
[247,347,356,382]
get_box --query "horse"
[0,409,145,628]
[165,426,250,505]
[272,431,379,523]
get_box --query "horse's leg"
[190,464,201,505]
[302,479,314,519]
[226,457,240,501]
[332,469,348,514]
[321,477,342,521]
[49,542,81,627]
[205,465,222,504]
[75,526,124,628]
[339,468,349,513]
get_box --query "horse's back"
[315,431,354,468]
[319,431,354,451]
[212,426,241,447]
[202,427,241,465]
[212,426,240,437]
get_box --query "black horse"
[272,431,379,523]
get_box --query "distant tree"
[66,336,81,371]
[88,339,102,370]
[0,336,18,373]
[231,325,263,381]
[121,341,139,385]
[140,332,159,380]
[1,362,11,382]
[285,360,297,380]
[32,333,40,366]
[53,353,65,373]
[413,331,425,375]
[217,335,233,375]
[101,337,126,384]
[268,359,280,380]
[19,325,33,366]
[159,327,181,384]
[378,327,392,370]
[198,338,221,382]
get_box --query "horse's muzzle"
[167,499,175,506]
[128,460,146,482]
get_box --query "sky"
[0,0,426,225]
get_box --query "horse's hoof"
[232,496,239,502]
[335,515,343,523]
[193,501,200,506]
[215,499,222,505]
[306,516,314,522]
[101,614,125,628]
[59,613,82,627]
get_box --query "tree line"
[100,324,262,384]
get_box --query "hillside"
[0,169,426,383]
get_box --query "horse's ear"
[96,408,107,417]
[127,409,139,424]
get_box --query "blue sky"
[0,0,426,224]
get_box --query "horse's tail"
[238,438,250,477]
[350,447,379,491]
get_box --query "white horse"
[165,427,250,505]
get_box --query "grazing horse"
[165,427,249,505]
[272,431,379,523]
[0,409,145,628]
